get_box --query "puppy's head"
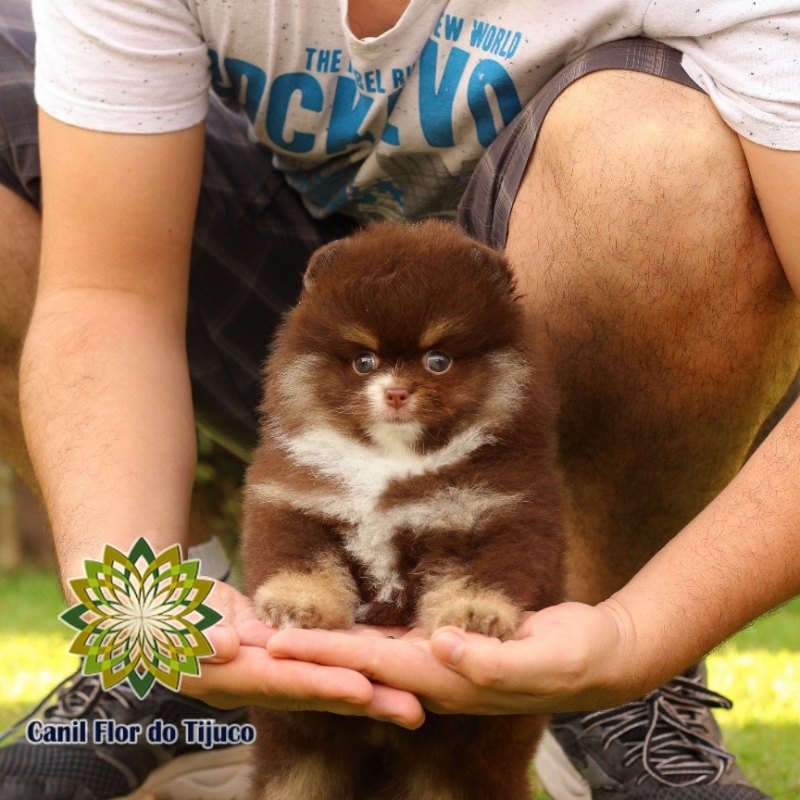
[265,220,529,453]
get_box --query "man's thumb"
[430,628,467,666]
[203,622,239,663]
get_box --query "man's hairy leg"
[505,70,800,605]
[0,184,40,493]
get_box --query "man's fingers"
[430,629,467,666]
[267,630,429,726]
[203,578,257,626]
[365,684,426,729]
[190,596,426,725]
[348,624,412,639]
[185,643,425,726]
[259,649,374,704]
[430,604,631,710]
[267,628,486,713]
[237,618,274,648]
[183,644,375,707]
[199,580,271,663]
[268,627,433,682]
[430,625,581,699]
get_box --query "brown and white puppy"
[241,220,565,800]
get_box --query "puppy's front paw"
[253,556,358,629]
[417,578,519,641]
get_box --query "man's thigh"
[0,0,357,461]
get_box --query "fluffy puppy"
[241,220,565,800]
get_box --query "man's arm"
[740,141,800,298]
[266,145,800,713]
[21,111,204,584]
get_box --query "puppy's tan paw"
[433,595,519,640]
[417,578,519,641]
[253,556,358,630]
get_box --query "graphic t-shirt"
[33,0,800,221]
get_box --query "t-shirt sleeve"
[32,0,211,133]
[645,0,800,150]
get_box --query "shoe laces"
[581,675,735,788]
[0,671,134,746]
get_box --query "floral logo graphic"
[60,538,221,699]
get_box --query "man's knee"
[510,70,760,267]
[534,70,745,205]
[509,69,798,381]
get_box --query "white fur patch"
[366,419,424,453]
[250,476,519,605]
[271,420,491,496]
[483,348,531,427]
[272,354,325,413]
[271,424,497,603]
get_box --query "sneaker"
[535,664,769,799]
[0,670,253,800]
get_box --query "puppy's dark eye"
[353,352,379,374]
[423,350,452,374]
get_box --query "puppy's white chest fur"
[249,422,513,605]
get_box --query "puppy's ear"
[470,242,516,295]
[303,243,339,292]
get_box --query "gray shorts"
[0,0,700,458]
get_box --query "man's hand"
[180,580,425,728]
[265,600,645,717]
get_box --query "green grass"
[1,567,798,798]
[704,598,800,798]
[0,567,79,729]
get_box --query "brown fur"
[241,220,566,800]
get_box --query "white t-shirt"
[32,0,800,221]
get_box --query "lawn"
[0,566,798,798]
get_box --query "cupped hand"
[178,580,425,728]
[267,600,645,716]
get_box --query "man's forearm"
[607,395,800,692]
[20,290,197,592]
[26,114,206,594]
